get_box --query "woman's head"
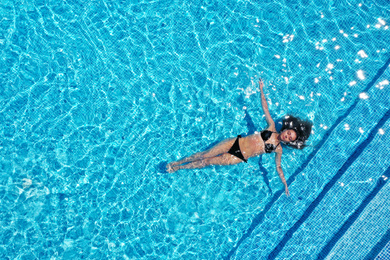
[280,115,313,149]
[279,129,297,143]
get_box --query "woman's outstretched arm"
[275,151,290,196]
[259,79,275,129]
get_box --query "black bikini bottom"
[227,135,248,163]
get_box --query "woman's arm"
[259,79,275,129]
[275,151,290,196]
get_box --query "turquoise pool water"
[0,0,389,259]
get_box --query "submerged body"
[227,130,285,162]
[167,79,312,196]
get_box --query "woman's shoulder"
[266,125,277,132]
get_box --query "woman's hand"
[259,79,264,90]
[285,184,290,196]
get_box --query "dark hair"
[280,115,313,149]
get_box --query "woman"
[167,79,313,196]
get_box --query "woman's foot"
[169,161,180,167]
[166,163,179,173]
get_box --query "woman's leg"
[169,153,243,173]
[169,137,236,167]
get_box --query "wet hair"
[280,115,313,149]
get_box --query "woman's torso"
[239,129,281,158]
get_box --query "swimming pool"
[0,0,389,259]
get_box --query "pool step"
[374,241,390,260]
[276,125,390,259]
[324,169,390,260]
[275,130,390,259]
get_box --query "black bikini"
[227,131,280,162]
[261,130,280,153]
[227,135,248,163]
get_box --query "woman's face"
[281,129,297,143]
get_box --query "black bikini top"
[260,130,280,153]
